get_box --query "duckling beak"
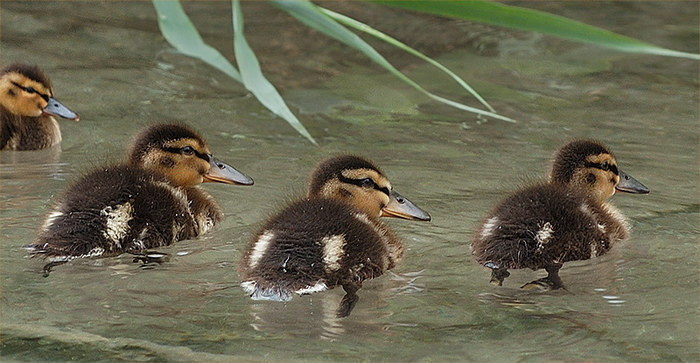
[381,191,431,221]
[203,157,254,185]
[616,170,649,194]
[42,97,79,121]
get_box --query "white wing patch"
[535,222,554,251]
[41,210,63,231]
[249,230,275,269]
[321,235,346,272]
[480,216,499,240]
[101,203,134,248]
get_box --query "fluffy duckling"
[28,123,253,272]
[472,140,649,290]
[1,63,79,150]
[239,155,431,317]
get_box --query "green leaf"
[232,0,318,145]
[371,0,700,61]
[272,0,515,123]
[152,0,242,82]
[320,7,495,112]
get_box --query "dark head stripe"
[10,81,50,101]
[583,161,619,175]
[128,123,205,164]
[309,155,383,196]
[336,174,391,196]
[162,146,211,162]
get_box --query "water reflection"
[242,270,425,340]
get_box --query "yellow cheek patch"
[0,73,50,116]
[169,166,203,186]
[353,191,386,217]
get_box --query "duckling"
[471,139,649,290]
[239,155,431,317]
[1,63,79,150]
[28,123,253,273]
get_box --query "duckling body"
[472,140,648,289]
[239,155,430,317]
[29,124,253,266]
[0,63,79,150]
[241,198,404,300]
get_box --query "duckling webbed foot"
[42,260,67,277]
[131,251,170,266]
[485,262,510,286]
[521,264,565,291]
[337,282,361,318]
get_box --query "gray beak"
[203,157,254,186]
[380,190,431,221]
[616,170,649,194]
[43,97,79,121]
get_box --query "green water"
[1,1,698,361]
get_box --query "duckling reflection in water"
[472,140,649,290]
[27,123,253,274]
[239,155,431,317]
[0,63,79,150]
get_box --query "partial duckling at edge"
[239,155,431,317]
[28,123,253,274]
[472,139,649,290]
[1,63,79,150]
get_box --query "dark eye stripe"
[11,81,49,102]
[584,162,619,175]
[163,146,211,162]
[337,174,390,196]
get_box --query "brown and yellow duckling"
[28,123,253,273]
[472,139,649,290]
[1,63,79,150]
[239,155,431,317]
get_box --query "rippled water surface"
[1,1,698,361]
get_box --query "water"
[1,1,698,361]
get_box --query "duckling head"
[127,123,253,187]
[550,139,649,202]
[308,155,430,221]
[0,63,79,120]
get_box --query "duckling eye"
[360,178,375,189]
[181,146,195,156]
[601,161,610,171]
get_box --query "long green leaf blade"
[371,0,700,61]
[152,0,242,82]
[320,7,495,112]
[272,0,514,122]
[232,0,318,145]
